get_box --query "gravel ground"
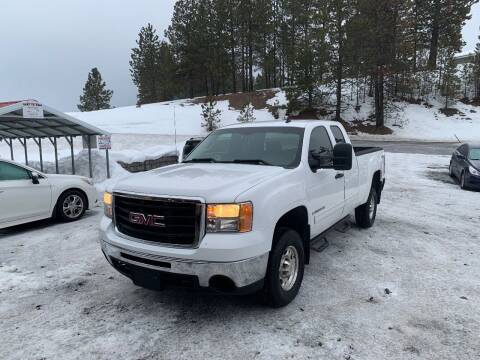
[1,153,479,360]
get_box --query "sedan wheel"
[449,162,454,178]
[57,190,87,222]
[63,194,84,219]
[460,171,467,190]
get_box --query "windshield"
[184,126,305,168]
[469,148,480,160]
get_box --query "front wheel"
[263,228,305,307]
[449,162,454,178]
[56,190,87,222]
[355,187,378,228]
[460,171,467,190]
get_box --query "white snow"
[68,95,280,136]
[1,152,479,359]
[65,89,480,142]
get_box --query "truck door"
[329,125,359,214]
[306,126,345,237]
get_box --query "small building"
[0,100,110,178]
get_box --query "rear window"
[330,126,346,144]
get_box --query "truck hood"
[113,163,286,202]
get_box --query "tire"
[460,171,467,190]
[56,190,87,222]
[449,162,454,178]
[263,228,305,307]
[355,187,378,229]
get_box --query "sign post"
[98,135,112,179]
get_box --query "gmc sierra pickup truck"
[100,120,385,307]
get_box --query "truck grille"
[113,193,204,247]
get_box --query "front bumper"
[100,238,269,292]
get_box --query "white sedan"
[0,159,98,229]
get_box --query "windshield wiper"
[232,159,273,166]
[183,158,218,163]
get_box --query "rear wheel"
[56,190,87,222]
[263,228,305,307]
[355,187,378,228]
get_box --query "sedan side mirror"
[333,143,353,171]
[31,172,40,185]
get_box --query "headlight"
[206,202,253,233]
[103,192,113,218]
[469,166,480,177]
[81,178,94,186]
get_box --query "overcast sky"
[0,0,479,112]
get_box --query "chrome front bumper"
[100,239,269,289]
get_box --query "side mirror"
[333,143,353,171]
[457,153,466,160]
[31,172,40,185]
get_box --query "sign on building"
[98,135,112,150]
[22,101,44,119]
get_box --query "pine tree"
[441,50,460,110]
[77,68,113,112]
[237,102,256,122]
[130,24,161,105]
[201,97,222,132]
[474,36,480,98]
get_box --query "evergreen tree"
[130,24,162,105]
[474,36,480,98]
[441,50,461,110]
[201,97,222,132]
[237,102,256,122]
[77,68,113,112]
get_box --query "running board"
[310,215,351,253]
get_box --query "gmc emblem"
[129,212,165,228]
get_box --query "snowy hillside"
[69,89,480,142]
[69,90,286,136]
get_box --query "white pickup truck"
[100,120,385,306]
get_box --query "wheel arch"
[273,206,310,264]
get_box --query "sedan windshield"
[184,127,305,168]
[469,148,480,160]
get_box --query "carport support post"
[19,138,28,165]
[33,138,43,172]
[54,137,59,174]
[88,135,93,178]
[106,148,110,179]
[48,137,59,174]
[66,136,75,175]
[39,138,43,172]
[6,138,14,160]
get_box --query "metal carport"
[0,100,110,178]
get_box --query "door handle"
[335,173,344,179]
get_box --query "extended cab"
[100,121,385,306]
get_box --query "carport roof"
[0,100,109,139]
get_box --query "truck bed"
[353,146,383,156]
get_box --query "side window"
[0,162,30,181]
[330,126,346,144]
[308,127,333,171]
